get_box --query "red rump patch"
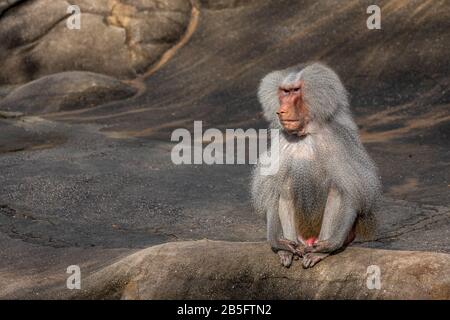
[305,237,318,246]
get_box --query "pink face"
[276,81,310,136]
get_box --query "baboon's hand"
[303,240,339,254]
[294,244,306,257]
[278,238,306,257]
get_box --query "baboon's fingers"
[295,246,306,257]
[278,238,298,247]
[302,253,328,268]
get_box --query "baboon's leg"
[267,206,297,267]
[277,194,305,267]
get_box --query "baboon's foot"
[278,250,294,268]
[302,252,329,268]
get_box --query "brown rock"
[0,71,137,114]
[0,0,192,84]
[76,240,450,299]
[0,119,65,153]
[199,0,258,10]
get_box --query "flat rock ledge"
[75,240,450,300]
[0,71,137,114]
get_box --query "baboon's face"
[277,80,310,136]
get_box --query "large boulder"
[0,0,192,84]
[76,240,450,299]
[0,71,137,114]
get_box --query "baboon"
[252,63,381,268]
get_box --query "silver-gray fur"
[252,62,381,268]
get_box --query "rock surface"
[0,0,25,16]
[199,0,259,10]
[0,0,449,299]
[75,240,450,300]
[0,0,192,84]
[0,71,137,114]
[0,118,65,153]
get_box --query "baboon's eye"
[293,87,301,93]
[281,89,290,95]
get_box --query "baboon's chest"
[277,141,328,217]
[278,141,327,192]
